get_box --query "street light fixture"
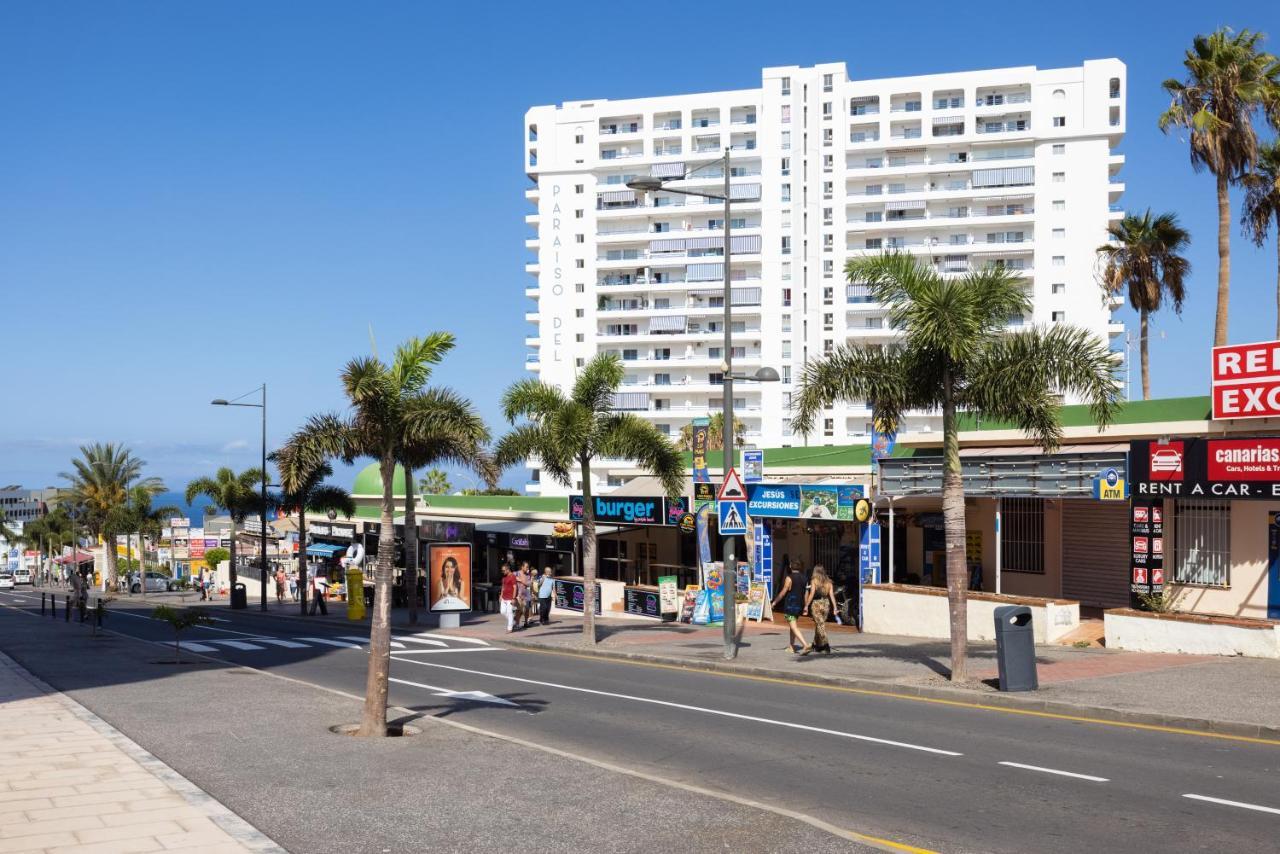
[211,385,268,612]
[628,152,774,660]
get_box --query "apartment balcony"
[975,92,1031,110]
[524,237,539,250]
[524,213,539,226]
[976,119,1031,135]
[600,149,645,161]
[524,261,540,276]
[524,310,539,323]
[524,187,540,202]
[525,353,540,367]
[524,336,540,347]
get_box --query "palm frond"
[596,414,685,498]
[571,353,625,414]
[501,379,568,423]
[793,344,912,437]
[390,332,455,392]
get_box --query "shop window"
[1001,497,1044,573]
[1174,500,1230,586]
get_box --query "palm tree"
[794,254,1119,681]
[419,468,452,495]
[1096,210,1191,400]
[0,510,15,544]
[1160,27,1280,346]
[109,487,181,594]
[495,354,684,645]
[675,413,746,452]
[280,332,491,736]
[60,443,164,590]
[269,451,356,617]
[1243,140,1280,337]
[184,468,265,588]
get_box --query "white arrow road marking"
[297,637,363,649]
[1183,794,1280,816]
[400,632,489,646]
[337,635,405,648]
[391,658,961,756]
[389,676,518,707]
[205,640,266,651]
[997,762,1109,782]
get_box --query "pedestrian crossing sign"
[718,499,747,535]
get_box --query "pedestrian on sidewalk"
[771,561,809,653]
[310,565,329,615]
[516,562,534,629]
[499,563,517,632]
[537,567,554,625]
[801,564,837,655]
[274,567,287,603]
[288,568,299,602]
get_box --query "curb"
[496,637,1280,744]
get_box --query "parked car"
[12,568,32,585]
[0,572,14,590]
[129,571,176,594]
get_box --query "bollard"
[95,600,104,629]
[64,596,71,622]
[41,593,46,616]
[50,594,56,619]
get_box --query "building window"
[1052,171,1065,183]
[575,358,584,368]
[781,236,791,254]
[782,366,792,384]
[1052,116,1066,128]
[822,182,833,199]
[781,76,791,96]
[823,312,833,330]
[574,134,584,144]
[575,234,585,243]
[781,288,791,306]
[822,73,833,92]
[1174,500,1230,586]
[575,259,585,268]
[822,101,832,118]
[781,105,791,123]
[781,157,790,176]
[823,339,833,354]
[1001,498,1045,573]
[1052,200,1066,212]
[1051,282,1066,295]
[823,259,833,277]
[1051,310,1065,322]
[1052,255,1065,267]
[823,418,834,437]
[823,154,833,171]
[781,262,792,280]
[1052,228,1065,239]
[1052,143,1066,155]
[574,308,584,317]
[575,184,584,193]
[575,283,585,293]
[781,183,791,202]
[575,209,584,219]
[575,333,584,342]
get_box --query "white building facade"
[523,60,1126,495]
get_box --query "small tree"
[419,468,452,495]
[202,547,230,592]
[152,605,212,661]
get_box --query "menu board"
[553,578,601,615]
[1130,500,1165,608]
[623,586,661,619]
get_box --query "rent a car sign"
[1132,437,1280,498]
[1212,340,1280,420]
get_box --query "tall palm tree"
[268,452,355,617]
[1096,210,1191,400]
[108,487,181,594]
[1243,140,1280,337]
[0,510,15,544]
[419,468,452,495]
[185,468,265,587]
[25,506,76,583]
[60,443,164,590]
[675,413,746,452]
[1160,27,1280,346]
[495,354,684,645]
[280,332,491,736]
[794,254,1119,681]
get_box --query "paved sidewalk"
[0,651,283,854]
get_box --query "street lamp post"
[629,152,777,660]
[212,385,268,611]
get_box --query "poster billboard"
[1129,501,1164,609]
[745,483,864,519]
[1131,437,1280,499]
[427,543,472,613]
[1212,340,1280,420]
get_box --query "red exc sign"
[1212,341,1280,420]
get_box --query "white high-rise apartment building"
[522,60,1126,495]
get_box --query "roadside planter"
[861,584,1080,643]
[1104,608,1280,658]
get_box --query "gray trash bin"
[230,582,247,610]
[993,605,1038,692]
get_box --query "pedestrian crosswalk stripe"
[206,640,266,651]
[402,632,489,647]
[394,637,448,647]
[177,641,218,653]
[247,638,308,649]
[337,635,405,649]
[297,637,363,649]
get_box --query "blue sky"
[2,0,1277,493]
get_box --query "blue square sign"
[718,500,748,535]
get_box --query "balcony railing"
[977,121,1030,134]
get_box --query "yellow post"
[345,568,365,620]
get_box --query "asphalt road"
[4,587,1278,853]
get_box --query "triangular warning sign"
[721,503,744,529]
[718,467,747,501]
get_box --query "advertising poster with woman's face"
[428,543,471,613]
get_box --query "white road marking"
[389,676,518,707]
[298,637,363,649]
[205,640,266,651]
[390,647,501,655]
[401,632,489,646]
[1183,794,1280,816]
[393,637,448,647]
[390,657,961,756]
[246,638,309,649]
[997,762,1109,782]
[176,641,219,653]
[337,635,405,649]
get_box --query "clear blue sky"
[2,0,1277,493]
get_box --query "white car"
[0,573,14,590]
[12,568,31,585]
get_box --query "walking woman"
[770,561,809,653]
[801,564,838,655]
[498,564,517,633]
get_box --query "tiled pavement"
[0,652,283,854]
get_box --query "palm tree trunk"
[580,456,598,645]
[403,464,419,625]
[1140,309,1151,401]
[297,511,307,617]
[359,456,395,737]
[1214,172,1231,347]
[227,518,239,588]
[941,373,969,682]
[103,531,118,593]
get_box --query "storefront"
[475,521,573,584]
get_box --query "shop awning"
[305,542,347,557]
[475,520,563,536]
[53,550,95,565]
